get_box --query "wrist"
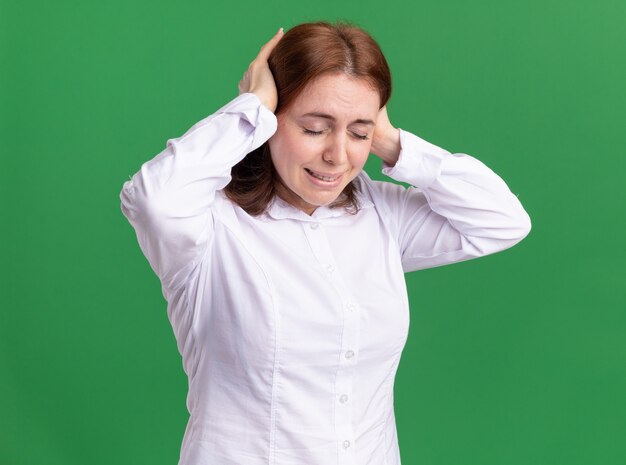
[372,128,401,165]
[250,90,276,113]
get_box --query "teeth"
[307,169,338,182]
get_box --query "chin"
[302,190,343,207]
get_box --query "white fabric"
[120,92,531,465]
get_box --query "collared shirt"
[120,92,531,465]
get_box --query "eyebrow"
[299,112,376,126]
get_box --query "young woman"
[120,21,531,465]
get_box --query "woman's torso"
[170,180,410,465]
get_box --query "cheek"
[268,130,292,167]
[270,132,319,169]
[351,147,371,170]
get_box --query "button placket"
[302,221,337,277]
[334,297,360,463]
[302,220,359,463]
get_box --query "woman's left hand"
[371,106,401,166]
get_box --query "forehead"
[289,73,380,121]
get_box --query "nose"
[322,132,348,165]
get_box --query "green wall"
[2,0,624,463]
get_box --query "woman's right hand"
[238,28,284,113]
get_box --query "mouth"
[304,168,344,183]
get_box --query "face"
[267,73,381,215]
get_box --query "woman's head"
[225,21,392,216]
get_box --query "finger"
[256,27,284,62]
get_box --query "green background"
[1,0,624,463]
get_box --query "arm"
[370,108,532,272]
[120,28,283,292]
[119,93,277,291]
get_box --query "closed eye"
[304,128,369,140]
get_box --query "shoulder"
[356,169,417,208]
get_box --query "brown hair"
[224,21,392,216]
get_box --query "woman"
[120,22,531,465]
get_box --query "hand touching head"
[238,28,284,112]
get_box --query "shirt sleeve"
[374,128,532,273]
[119,92,278,291]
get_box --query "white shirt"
[120,92,531,465]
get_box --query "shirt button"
[310,223,319,229]
[347,303,355,312]
[344,350,355,359]
[339,394,349,403]
[343,440,351,449]
[326,264,335,273]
